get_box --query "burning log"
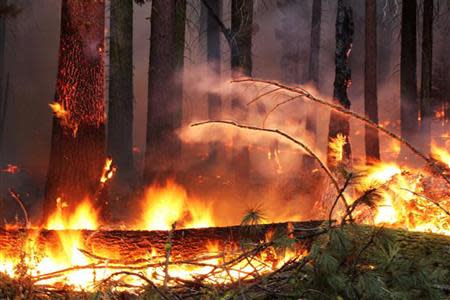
[0,221,324,262]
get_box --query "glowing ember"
[0,164,19,174]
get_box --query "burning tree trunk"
[108,0,134,185]
[44,0,106,221]
[364,0,380,163]
[206,0,222,162]
[0,221,322,262]
[420,0,433,154]
[327,0,354,169]
[231,0,253,182]
[144,0,182,184]
[400,0,418,155]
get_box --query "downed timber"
[0,221,325,262]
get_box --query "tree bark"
[144,0,181,184]
[44,0,106,222]
[400,0,418,154]
[108,0,134,184]
[364,0,380,163]
[420,0,433,154]
[327,0,354,169]
[231,0,253,183]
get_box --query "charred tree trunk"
[420,0,433,153]
[206,0,222,162]
[400,0,418,155]
[327,0,354,169]
[144,0,182,184]
[364,0,380,163]
[108,0,134,185]
[44,0,106,221]
[231,0,253,183]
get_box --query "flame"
[329,134,347,162]
[100,157,116,184]
[138,180,215,230]
[354,162,450,236]
[431,143,450,169]
[49,102,78,135]
[46,198,98,230]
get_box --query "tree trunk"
[308,0,321,86]
[108,0,134,185]
[144,0,181,184]
[231,0,253,183]
[400,0,418,155]
[0,221,322,262]
[206,0,222,162]
[231,0,253,78]
[420,0,433,154]
[304,0,322,168]
[43,0,106,222]
[364,0,380,163]
[0,0,6,162]
[327,0,354,170]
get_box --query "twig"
[8,188,30,228]
[164,222,176,288]
[191,120,351,218]
[400,188,450,216]
[100,271,170,300]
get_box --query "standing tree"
[108,0,134,185]
[205,0,222,161]
[364,0,380,163]
[0,0,17,162]
[230,0,253,182]
[327,0,354,169]
[305,0,322,167]
[0,1,7,160]
[400,0,418,154]
[144,0,182,183]
[420,0,433,153]
[44,0,106,220]
[308,0,321,86]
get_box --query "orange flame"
[329,134,347,162]
[137,180,215,230]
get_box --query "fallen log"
[0,221,325,261]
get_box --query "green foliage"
[288,226,449,300]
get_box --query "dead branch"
[8,189,30,228]
[233,78,450,188]
[191,120,351,217]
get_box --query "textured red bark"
[44,0,106,221]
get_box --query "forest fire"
[3,0,450,297]
[0,192,304,291]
